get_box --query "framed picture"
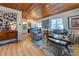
[68,15,79,29]
[22,22,27,30]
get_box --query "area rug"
[32,39,74,56]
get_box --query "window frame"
[51,18,64,30]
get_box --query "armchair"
[31,28,43,41]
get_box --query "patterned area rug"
[32,39,74,56]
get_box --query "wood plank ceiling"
[0,3,79,20]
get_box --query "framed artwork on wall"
[22,22,27,30]
[68,15,79,29]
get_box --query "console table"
[0,30,17,41]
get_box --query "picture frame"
[22,22,27,30]
[68,15,79,29]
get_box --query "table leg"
[65,46,70,53]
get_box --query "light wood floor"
[0,33,79,56]
[72,41,79,56]
[0,33,47,56]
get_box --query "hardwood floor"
[72,41,79,56]
[0,33,47,56]
[0,33,79,56]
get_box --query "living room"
[0,3,79,56]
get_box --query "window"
[51,18,64,30]
[36,21,42,28]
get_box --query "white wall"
[28,20,42,28]
[0,6,23,40]
[39,8,79,32]
[49,8,79,30]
